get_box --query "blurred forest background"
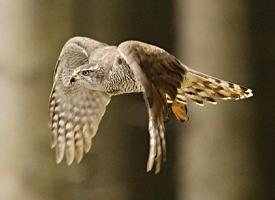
[0,0,274,200]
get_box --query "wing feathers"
[49,37,111,165]
[74,130,84,163]
[49,85,110,165]
[118,41,186,173]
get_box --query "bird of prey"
[49,36,253,173]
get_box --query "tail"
[169,68,253,122]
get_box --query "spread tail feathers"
[168,68,253,121]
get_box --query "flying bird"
[49,37,253,173]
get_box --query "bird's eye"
[81,71,90,76]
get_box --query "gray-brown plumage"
[49,36,253,173]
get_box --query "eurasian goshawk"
[49,37,253,173]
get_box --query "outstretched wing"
[118,41,186,173]
[49,37,110,165]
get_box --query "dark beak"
[70,77,76,84]
[70,74,79,84]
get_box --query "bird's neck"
[103,64,143,95]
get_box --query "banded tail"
[169,68,253,122]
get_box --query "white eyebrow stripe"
[88,64,100,71]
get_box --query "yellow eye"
[82,71,89,76]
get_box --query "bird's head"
[70,64,105,90]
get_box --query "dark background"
[0,0,273,200]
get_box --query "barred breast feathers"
[104,57,143,95]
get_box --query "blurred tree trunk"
[0,1,73,200]
[175,0,262,200]
[250,1,275,199]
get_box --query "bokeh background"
[0,0,274,200]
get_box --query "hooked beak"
[70,72,80,84]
